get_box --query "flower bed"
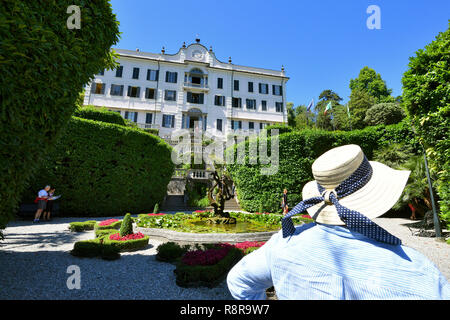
[147,213,166,216]
[174,245,243,288]
[95,219,122,230]
[109,232,145,241]
[103,234,149,252]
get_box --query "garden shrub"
[95,228,119,238]
[156,242,190,262]
[95,220,122,230]
[227,122,417,213]
[402,22,450,226]
[71,238,103,258]
[364,103,406,126]
[174,246,243,288]
[100,244,121,260]
[22,117,175,216]
[74,105,126,126]
[0,1,120,237]
[144,128,160,136]
[69,221,97,232]
[153,203,160,214]
[103,234,150,252]
[119,213,133,237]
[264,124,293,135]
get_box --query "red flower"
[98,219,119,226]
[147,213,166,216]
[109,232,145,241]
[181,243,234,266]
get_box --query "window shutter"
[101,84,106,94]
[125,111,129,119]
[199,93,204,104]
[187,92,192,103]
[136,87,140,98]
[239,121,242,129]
[174,72,178,83]
[120,85,124,96]
[147,69,150,81]
[171,115,175,128]
[165,72,169,82]
[146,113,152,124]
[156,70,159,81]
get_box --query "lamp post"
[412,123,442,240]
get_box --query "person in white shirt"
[33,185,50,223]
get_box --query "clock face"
[192,50,204,60]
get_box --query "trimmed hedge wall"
[0,1,120,235]
[23,117,175,216]
[74,106,126,126]
[227,121,418,213]
[69,221,97,232]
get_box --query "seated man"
[227,144,449,300]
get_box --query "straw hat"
[302,144,410,225]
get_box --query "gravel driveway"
[0,216,448,299]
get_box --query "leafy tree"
[348,67,394,129]
[348,89,377,129]
[349,66,392,101]
[364,103,406,126]
[286,102,296,127]
[401,21,450,226]
[0,1,120,237]
[294,105,315,130]
[315,90,343,130]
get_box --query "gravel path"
[0,215,448,299]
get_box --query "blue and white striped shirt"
[227,223,450,300]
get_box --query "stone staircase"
[224,198,241,211]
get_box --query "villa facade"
[84,39,289,140]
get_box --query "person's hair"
[45,185,51,189]
[283,188,287,193]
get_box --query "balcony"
[183,82,209,92]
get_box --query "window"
[259,83,269,94]
[260,122,267,130]
[110,84,124,96]
[261,100,267,111]
[276,102,284,112]
[214,95,225,106]
[132,67,140,79]
[273,85,282,96]
[216,119,223,132]
[164,90,177,101]
[145,113,153,124]
[165,71,178,83]
[127,86,140,98]
[232,97,242,108]
[217,77,223,89]
[246,99,256,110]
[234,80,239,91]
[92,83,105,94]
[248,82,254,93]
[249,121,254,130]
[231,120,242,130]
[124,111,138,123]
[162,114,175,128]
[97,69,104,76]
[145,88,155,99]
[187,92,204,104]
[115,66,123,78]
[147,69,159,81]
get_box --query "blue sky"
[110,0,449,106]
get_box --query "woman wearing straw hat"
[227,144,449,300]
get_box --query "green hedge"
[0,1,120,236]
[69,221,97,232]
[74,105,126,125]
[71,237,120,260]
[95,220,122,230]
[23,117,175,216]
[402,22,450,227]
[227,121,417,213]
[94,228,119,238]
[103,235,150,252]
[156,242,190,262]
[174,247,243,288]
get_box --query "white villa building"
[84,39,289,140]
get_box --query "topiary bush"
[227,122,417,213]
[119,213,133,237]
[22,117,175,216]
[0,1,120,237]
[156,242,190,262]
[74,105,126,125]
[103,234,150,252]
[95,228,119,238]
[153,203,160,214]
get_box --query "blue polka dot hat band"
[282,156,402,245]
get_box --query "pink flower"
[109,232,145,241]
[147,213,166,216]
[99,219,119,226]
